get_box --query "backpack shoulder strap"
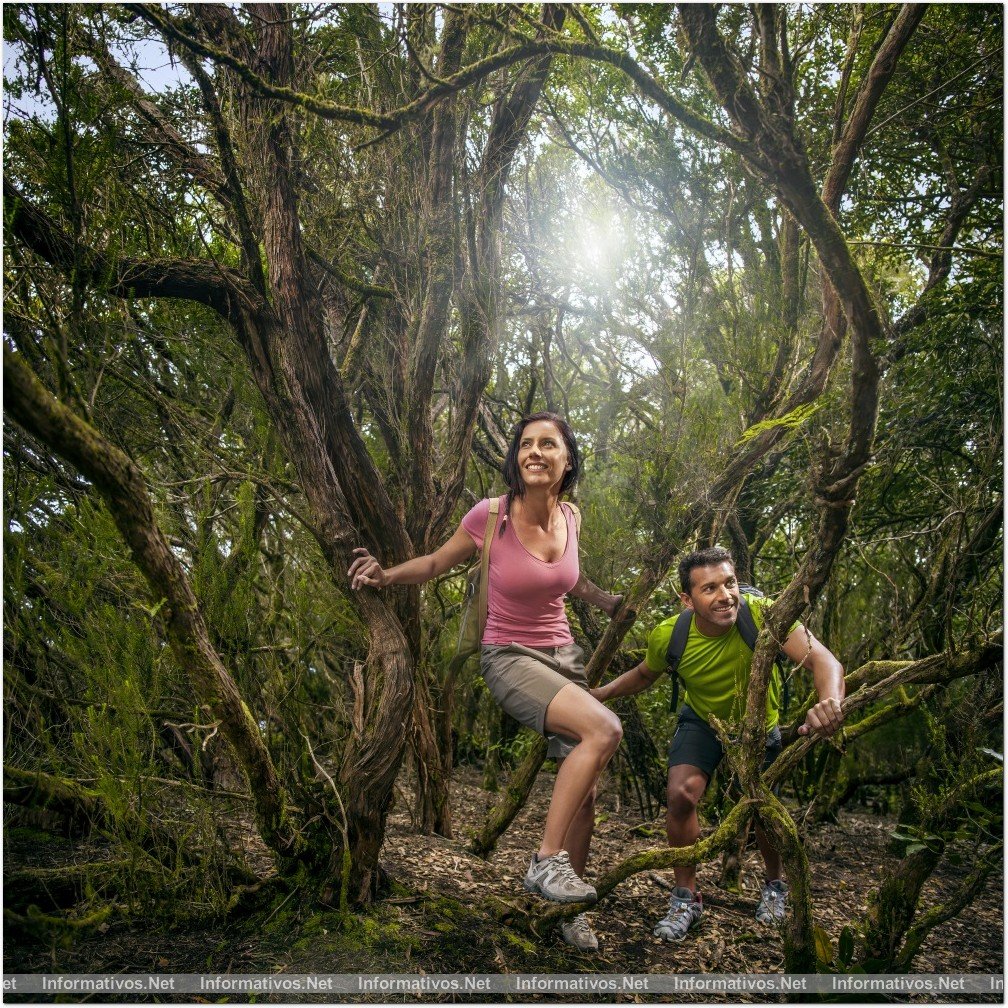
[735,594,791,712]
[564,500,582,538]
[735,596,759,652]
[665,611,693,672]
[665,611,692,713]
[476,498,500,639]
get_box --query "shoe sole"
[523,878,597,904]
[653,920,701,942]
[562,939,599,952]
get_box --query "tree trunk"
[412,669,453,838]
[861,769,1000,969]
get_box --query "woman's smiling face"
[517,419,570,493]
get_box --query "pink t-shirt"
[461,495,579,647]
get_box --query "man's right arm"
[590,661,662,703]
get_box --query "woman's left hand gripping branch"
[348,548,389,590]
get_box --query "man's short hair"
[678,546,735,594]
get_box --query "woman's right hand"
[348,548,390,590]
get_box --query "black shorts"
[668,704,782,782]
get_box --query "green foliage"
[3,0,1001,936]
[737,402,823,447]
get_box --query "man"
[591,546,844,940]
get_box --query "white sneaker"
[561,912,599,952]
[523,850,597,903]
[756,879,788,924]
[654,886,703,941]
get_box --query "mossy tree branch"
[766,639,1002,790]
[753,792,817,972]
[861,769,1001,968]
[4,766,106,832]
[514,798,759,933]
[894,841,1002,971]
[4,348,301,865]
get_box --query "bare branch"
[5,181,260,319]
[822,4,927,212]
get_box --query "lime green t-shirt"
[644,594,795,730]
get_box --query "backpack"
[450,498,581,672]
[453,498,500,667]
[665,586,791,716]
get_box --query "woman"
[348,412,623,952]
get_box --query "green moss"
[387,879,413,899]
[503,931,536,954]
[248,897,413,972]
[424,896,459,921]
[5,826,61,846]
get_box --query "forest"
[3,1,1003,997]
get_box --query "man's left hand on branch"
[798,696,844,737]
[782,624,846,739]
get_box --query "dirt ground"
[383,765,1003,980]
[4,762,1003,1004]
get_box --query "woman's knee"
[591,710,622,755]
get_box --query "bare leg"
[538,683,621,860]
[754,823,782,883]
[556,763,596,877]
[665,764,710,892]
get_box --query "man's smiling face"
[680,561,740,637]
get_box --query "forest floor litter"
[4,763,1002,1004]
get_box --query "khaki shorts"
[480,642,587,758]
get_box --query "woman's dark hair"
[502,412,580,506]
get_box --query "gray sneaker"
[523,850,597,903]
[756,879,788,924]
[561,912,599,952]
[654,886,703,941]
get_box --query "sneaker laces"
[657,890,699,937]
[668,893,694,916]
[757,882,787,921]
[562,912,598,951]
[545,850,582,885]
